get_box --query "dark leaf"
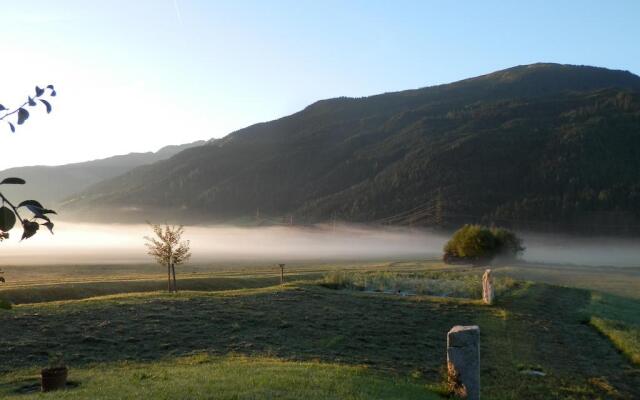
[28,97,37,107]
[47,84,55,90]
[34,213,51,223]
[51,90,57,97]
[0,177,26,185]
[0,207,16,232]
[17,108,29,125]
[21,220,39,240]
[18,200,43,208]
[35,86,45,97]
[42,221,54,234]
[8,122,15,133]
[0,104,5,111]
[40,99,52,113]
[24,204,54,221]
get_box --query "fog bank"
[0,222,638,268]
[520,233,640,267]
[0,222,445,265]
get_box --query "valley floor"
[0,261,639,399]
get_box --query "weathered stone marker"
[447,325,480,400]
[482,269,494,305]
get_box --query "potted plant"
[41,353,68,392]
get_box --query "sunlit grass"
[1,260,640,398]
[0,354,439,400]
[587,292,640,365]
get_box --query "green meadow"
[0,261,639,399]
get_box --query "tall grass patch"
[321,269,517,299]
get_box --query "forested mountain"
[0,141,205,207]
[63,64,640,233]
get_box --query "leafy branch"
[0,85,56,133]
[0,177,57,241]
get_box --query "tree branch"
[0,191,24,222]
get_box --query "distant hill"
[0,140,205,208]
[63,64,640,233]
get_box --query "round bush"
[443,224,524,265]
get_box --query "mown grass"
[493,263,640,300]
[0,261,423,305]
[1,278,639,399]
[0,354,439,400]
[586,292,640,366]
[0,274,318,305]
[491,261,640,370]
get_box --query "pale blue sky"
[0,0,638,169]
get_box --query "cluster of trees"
[443,224,525,266]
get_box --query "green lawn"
[587,292,640,366]
[1,280,639,398]
[493,263,640,300]
[1,261,639,399]
[0,355,439,400]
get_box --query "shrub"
[443,225,524,265]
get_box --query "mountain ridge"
[0,140,206,208]
[62,63,640,233]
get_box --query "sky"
[0,0,638,170]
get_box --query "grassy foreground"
[1,261,639,399]
[0,355,438,400]
[587,292,640,365]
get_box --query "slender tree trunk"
[171,263,178,293]
[167,263,172,292]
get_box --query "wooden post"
[279,264,285,284]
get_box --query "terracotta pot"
[41,366,68,392]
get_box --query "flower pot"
[41,366,68,392]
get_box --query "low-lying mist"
[0,221,638,268]
[0,222,444,265]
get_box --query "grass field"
[0,355,439,400]
[0,260,639,399]
[492,263,640,300]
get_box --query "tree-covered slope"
[63,64,640,233]
[0,141,205,207]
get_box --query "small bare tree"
[144,224,191,293]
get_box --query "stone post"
[447,325,480,400]
[482,269,494,305]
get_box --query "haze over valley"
[1,221,639,269]
[1,3,639,399]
